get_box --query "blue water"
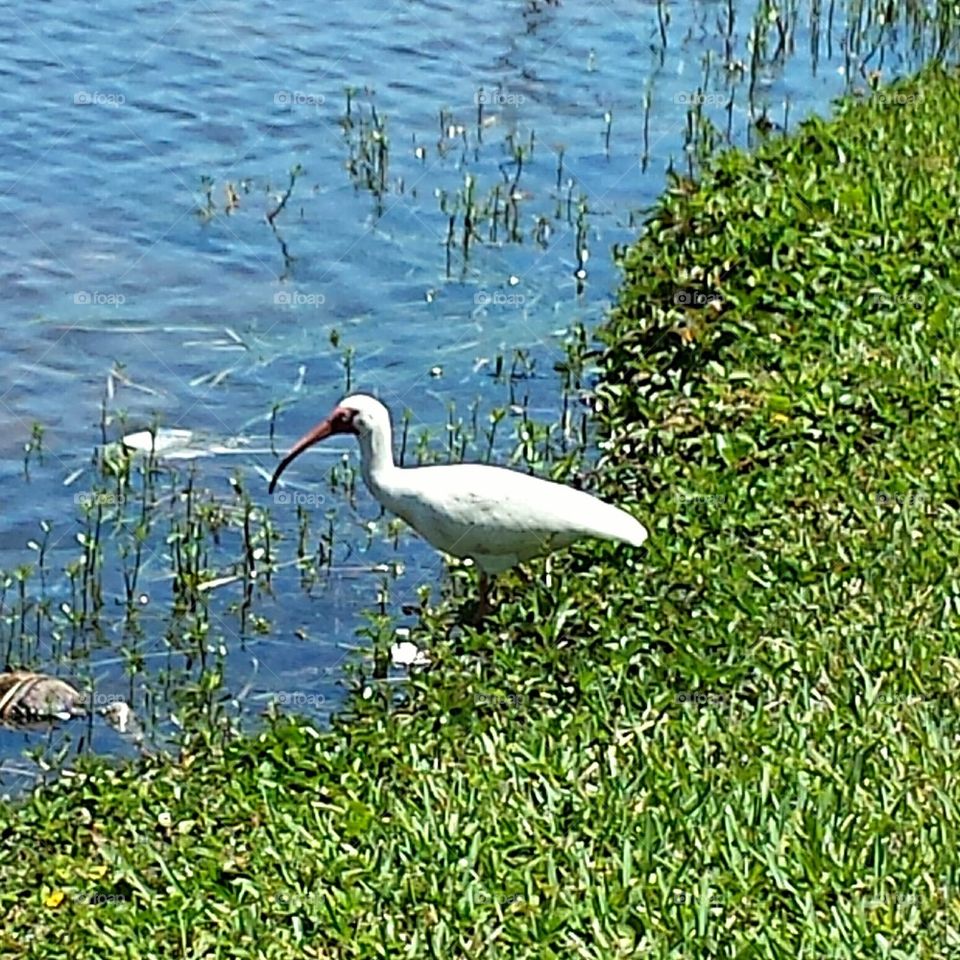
[0,0,941,788]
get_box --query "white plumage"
[269,394,647,616]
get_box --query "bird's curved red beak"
[268,406,356,493]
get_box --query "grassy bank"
[3,66,960,958]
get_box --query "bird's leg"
[472,571,491,625]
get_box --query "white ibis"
[268,394,648,619]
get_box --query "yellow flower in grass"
[44,889,65,909]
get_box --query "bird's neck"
[357,426,397,497]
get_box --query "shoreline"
[3,66,959,957]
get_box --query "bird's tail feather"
[586,501,648,547]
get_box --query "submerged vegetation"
[2,60,959,956]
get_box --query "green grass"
[3,66,960,958]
